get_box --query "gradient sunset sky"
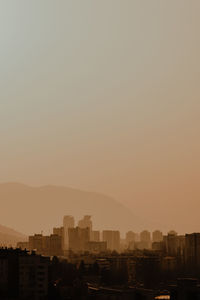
[1,1,200,231]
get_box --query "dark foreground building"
[0,248,50,300]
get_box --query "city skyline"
[16,214,185,254]
[1,1,200,299]
[0,182,197,237]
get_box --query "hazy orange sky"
[1,1,200,231]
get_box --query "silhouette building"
[138,230,151,249]
[29,234,43,253]
[68,227,90,252]
[0,248,50,300]
[102,230,120,252]
[126,231,136,249]
[164,231,185,257]
[90,230,100,242]
[185,233,200,267]
[78,215,92,232]
[19,253,50,300]
[63,215,75,251]
[53,226,64,249]
[152,230,163,243]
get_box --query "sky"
[0,1,200,232]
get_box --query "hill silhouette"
[0,182,146,236]
[0,223,27,247]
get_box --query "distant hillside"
[0,223,27,247]
[0,183,147,236]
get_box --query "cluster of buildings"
[3,216,200,300]
[18,215,121,255]
[17,216,200,270]
[18,215,164,256]
[1,245,200,300]
[126,230,200,270]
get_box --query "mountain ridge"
[0,223,27,247]
[0,182,148,236]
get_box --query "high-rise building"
[185,233,200,267]
[68,227,90,252]
[126,231,136,242]
[19,252,50,300]
[48,234,62,256]
[63,215,75,251]
[164,231,185,257]
[140,230,151,242]
[90,230,100,242]
[102,230,120,252]
[0,248,21,298]
[53,226,64,237]
[152,231,164,252]
[0,248,50,300]
[78,215,92,232]
[139,230,151,249]
[126,231,136,250]
[152,230,163,243]
[53,226,64,249]
[29,234,43,253]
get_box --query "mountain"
[0,182,147,236]
[0,223,27,247]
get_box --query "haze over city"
[1,2,200,300]
[1,1,200,235]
